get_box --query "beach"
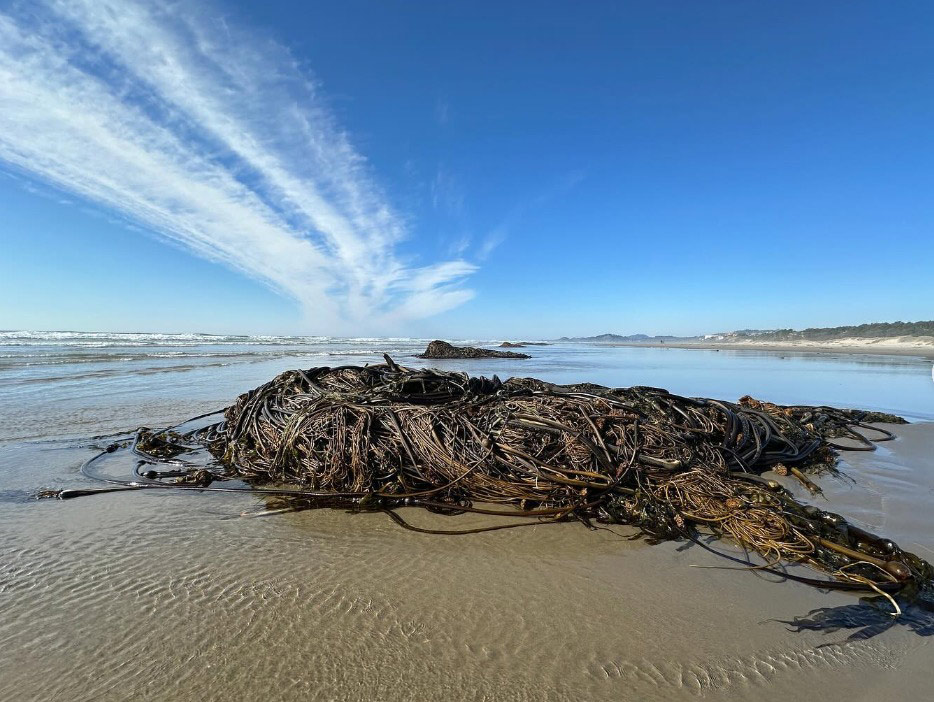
[2,0,931,698]
[1,334,932,701]
[606,335,934,360]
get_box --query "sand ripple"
[1,435,932,701]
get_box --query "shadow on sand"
[776,596,934,643]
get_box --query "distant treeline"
[736,321,934,341]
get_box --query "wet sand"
[1,422,932,701]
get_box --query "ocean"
[1,330,932,444]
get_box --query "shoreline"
[592,339,934,360]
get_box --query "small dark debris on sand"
[417,340,530,359]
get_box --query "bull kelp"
[54,357,933,610]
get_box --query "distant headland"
[558,321,934,359]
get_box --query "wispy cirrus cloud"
[0,0,475,332]
[477,169,585,261]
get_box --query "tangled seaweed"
[55,357,933,606]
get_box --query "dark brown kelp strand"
[60,357,932,602]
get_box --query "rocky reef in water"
[416,340,531,359]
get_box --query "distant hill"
[558,321,934,344]
[730,320,934,342]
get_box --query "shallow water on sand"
[1,333,932,443]
[1,336,933,701]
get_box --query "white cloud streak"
[0,0,475,332]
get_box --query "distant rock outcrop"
[417,340,531,359]
[499,342,526,348]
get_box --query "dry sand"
[608,335,934,360]
[0,423,932,701]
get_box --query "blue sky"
[1,1,932,338]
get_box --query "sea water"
[0,331,931,444]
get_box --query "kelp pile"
[65,357,933,604]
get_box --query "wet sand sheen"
[0,424,932,701]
